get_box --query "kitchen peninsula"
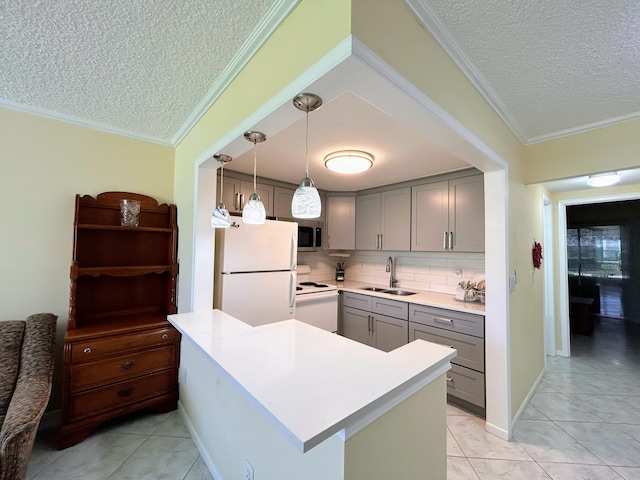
[169,309,456,480]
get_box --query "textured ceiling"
[2,0,639,175]
[409,0,640,143]
[1,0,282,144]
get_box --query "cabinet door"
[240,181,274,217]
[273,186,295,218]
[449,175,484,252]
[373,314,408,352]
[342,306,374,346]
[355,193,380,250]
[411,181,449,251]
[326,196,356,250]
[218,176,242,213]
[380,188,411,251]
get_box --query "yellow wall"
[351,0,545,419]
[1,107,174,407]
[524,118,640,184]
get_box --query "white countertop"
[168,309,455,453]
[337,280,486,315]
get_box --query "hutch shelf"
[59,192,179,449]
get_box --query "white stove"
[295,266,339,332]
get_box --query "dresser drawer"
[371,296,408,320]
[410,322,484,373]
[409,305,484,338]
[343,292,372,311]
[70,346,176,392]
[68,370,175,420]
[446,364,485,408]
[71,327,178,362]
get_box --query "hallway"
[448,314,640,479]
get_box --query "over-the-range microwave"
[275,218,323,252]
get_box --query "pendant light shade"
[211,154,232,228]
[242,131,267,225]
[291,93,322,219]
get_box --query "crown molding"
[404,0,528,144]
[171,0,302,146]
[526,110,640,145]
[0,98,172,146]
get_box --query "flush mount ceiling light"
[242,131,267,225]
[211,153,233,228]
[291,93,322,219]
[587,172,620,187]
[324,150,374,174]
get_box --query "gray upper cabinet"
[273,186,295,218]
[356,188,410,251]
[411,174,484,252]
[326,196,356,250]
[218,175,274,217]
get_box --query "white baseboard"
[510,366,546,433]
[485,421,509,441]
[177,402,223,480]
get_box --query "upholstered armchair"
[0,313,57,480]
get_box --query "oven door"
[295,291,339,332]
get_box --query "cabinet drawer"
[68,370,175,420]
[343,292,372,311]
[410,323,484,372]
[70,346,175,392]
[371,297,408,320]
[409,305,484,338]
[447,364,485,408]
[71,327,177,362]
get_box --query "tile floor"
[28,315,640,479]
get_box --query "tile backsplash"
[299,250,485,295]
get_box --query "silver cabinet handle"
[162,333,169,340]
[234,193,240,210]
[449,231,454,250]
[443,231,448,250]
[239,193,244,210]
[83,347,91,354]
[433,316,453,324]
[379,233,383,250]
[446,377,453,383]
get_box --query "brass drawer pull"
[117,387,133,397]
[83,347,91,354]
[162,333,169,340]
[120,361,134,370]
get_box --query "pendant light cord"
[305,107,309,178]
[253,142,257,193]
[219,163,224,202]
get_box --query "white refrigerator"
[214,219,298,327]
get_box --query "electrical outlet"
[244,459,254,480]
[453,268,463,278]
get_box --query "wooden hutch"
[59,192,180,448]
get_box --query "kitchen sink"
[359,287,417,296]
[360,287,389,292]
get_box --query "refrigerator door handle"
[290,233,296,270]
[289,272,296,308]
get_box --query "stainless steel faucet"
[386,256,397,288]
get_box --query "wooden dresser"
[59,192,180,449]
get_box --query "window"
[567,226,622,278]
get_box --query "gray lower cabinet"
[409,304,485,411]
[342,292,408,352]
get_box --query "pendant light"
[291,93,322,219]
[242,131,267,225]
[211,154,233,228]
